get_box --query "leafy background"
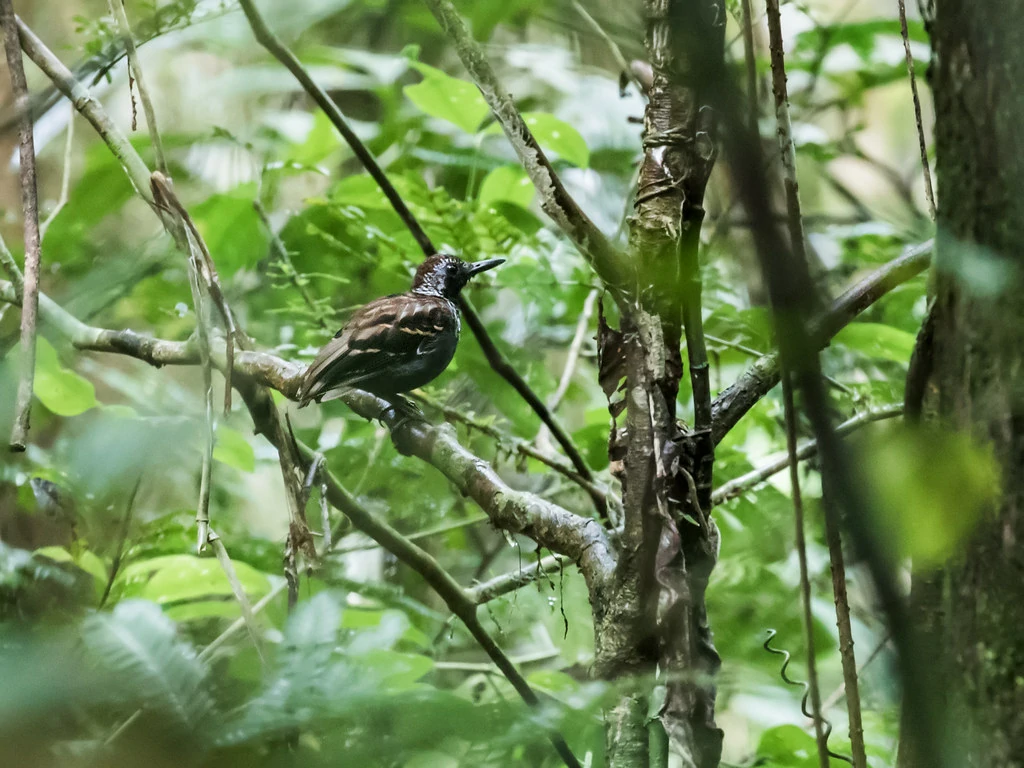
[0,0,946,765]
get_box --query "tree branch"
[710,239,932,444]
[236,0,595,487]
[469,553,568,605]
[421,0,628,296]
[0,278,615,588]
[711,405,903,506]
[2,0,42,451]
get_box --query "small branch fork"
[2,0,42,451]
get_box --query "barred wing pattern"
[297,293,459,405]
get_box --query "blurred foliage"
[0,0,952,765]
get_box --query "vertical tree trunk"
[597,2,724,766]
[902,0,1024,764]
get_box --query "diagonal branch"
[2,0,41,451]
[421,0,628,296]
[710,239,932,444]
[0,278,614,589]
[235,0,595,487]
[236,379,583,768]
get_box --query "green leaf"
[864,425,1000,567]
[484,112,590,167]
[478,165,535,209]
[404,62,489,133]
[756,724,819,767]
[213,426,256,473]
[33,337,98,416]
[109,554,272,617]
[190,183,268,275]
[833,322,917,363]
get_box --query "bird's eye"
[446,263,458,275]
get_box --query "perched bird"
[297,253,504,408]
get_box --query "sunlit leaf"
[484,112,590,167]
[834,322,916,363]
[405,62,489,133]
[213,426,256,473]
[478,165,535,209]
[33,337,97,416]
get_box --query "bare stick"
[570,1,643,94]
[421,0,627,295]
[209,531,267,665]
[823,482,868,768]
[711,240,932,444]
[712,405,903,506]
[782,375,830,768]
[3,0,41,451]
[469,553,568,604]
[17,17,153,199]
[549,288,599,414]
[0,233,24,297]
[40,103,74,239]
[897,0,935,220]
[766,2,827,762]
[107,0,167,175]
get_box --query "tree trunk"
[597,2,724,766]
[901,0,1024,764]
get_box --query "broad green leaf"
[864,425,1001,566]
[404,62,489,133]
[484,112,590,167]
[191,183,268,275]
[478,165,535,209]
[213,426,256,472]
[33,337,98,416]
[359,650,434,690]
[833,322,916,363]
[756,724,819,767]
[110,554,272,616]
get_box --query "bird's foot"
[377,395,424,433]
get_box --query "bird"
[297,253,504,409]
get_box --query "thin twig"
[209,530,267,665]
[712,405,903,506]
[107,0,167,175]
[413,389,614,515]
[253,199,332,331]
[199,581,286,662]
[421,0,627,295]
[40,103,74,239]
[570,1,644,95]
[0,233,24,297]
[98,476,142,608]
[549,288,599,414]
[820,634,890,712]
[781,374,830,768]
[897,0,935,220]
[823,480,868,768]
[3,0,42,451]
[469,553,569,604]
[17,17,153,198]
[766,2,827,762]
[710,240,932,444]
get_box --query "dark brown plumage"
[297,254,504,406]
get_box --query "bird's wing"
[297,294,456,404]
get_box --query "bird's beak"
[467,258,505,277]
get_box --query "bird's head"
[411,253,505,299]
